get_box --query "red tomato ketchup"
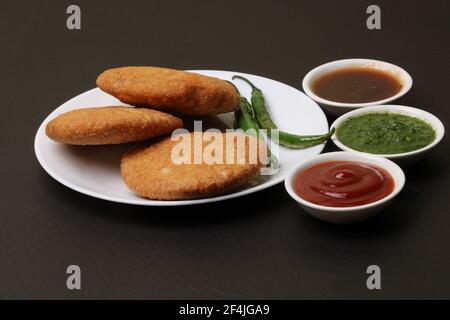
[295,161,394,207]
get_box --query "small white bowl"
[302,59,413,116]
[284,152,405,224]
[331,105,445,164]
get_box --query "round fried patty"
[96,67,240,115]
[120,132,266,200]
[45,106,182,145]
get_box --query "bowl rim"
[330,104,445,159]
[284,151,406,212]
[302,58,413,108]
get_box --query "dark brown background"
[1,0,449,299]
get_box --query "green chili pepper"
[234,96,278,168]
[232,76,277,130]
[235,97,259,137]
[277,129,335,149]
[232,75,335,149]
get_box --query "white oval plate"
[34,70,329,206]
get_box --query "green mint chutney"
[336,112,436,154]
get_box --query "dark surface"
[1,0,449,299]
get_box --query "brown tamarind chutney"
[311,67,403,103]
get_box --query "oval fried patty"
[121,132,267,200]
[45,106,183,145]
[96,67,240,115]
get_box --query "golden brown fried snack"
[45,106,183,145]
[96,67,240,115]
[121,132,267,200]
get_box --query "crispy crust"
[96,67,240,115]
[120,132,266,200]
[45,106,183,145]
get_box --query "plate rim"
[34,70,328,206]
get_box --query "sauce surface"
[295,161,394,207]
[337,112,436,154]
[311,67,403,103]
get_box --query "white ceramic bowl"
[331,105,445,164]
[284,152,405,224]
[302,59,413,116]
